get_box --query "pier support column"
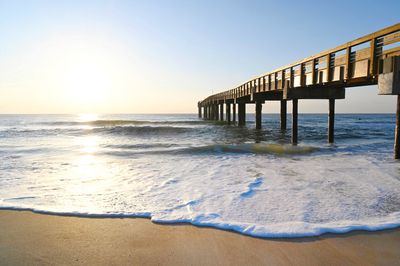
[292,99,298,145]
[328,99,335,144]
[395,95,400,159]
[255,101,262,129]
[238,103,246,126]
[198,106,202,118]
[232,103,236,124]
[220,103,224,121]
[280,100,287,130]
[214,104,219,120]
[226,103,231,124]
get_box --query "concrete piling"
[280,100,287,130]
[255,101,262,129]
[238,103,246,126]
[328,99,335,144]
[292,99,298,145]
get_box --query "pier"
[198,23,400,159]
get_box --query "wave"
[104,143,318,157]
[175,143,318,155]
[38,119,203,127]
[104,143,180,149]
[0,125,195,137]
[98,126,193,136]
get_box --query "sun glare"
[38,34,124,110]
[63,60,112,105]
[78,113,99,122]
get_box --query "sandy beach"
[0,210,399,265]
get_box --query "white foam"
[1,152,400,238]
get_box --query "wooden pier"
[198,23,400,159]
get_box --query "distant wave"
[104,143,180,149]
[0,125,195,137]
[99,126,193,136]
[38,119,204,126]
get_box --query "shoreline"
[1,210,400,265]
[2,207,400,239]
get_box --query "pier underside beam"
[238,103,246,126]
[328,99,335,143]
[292,99,298,145]
[284,86,345,100]
[255,101,262,129]
[280,100,287,130]
[226,103,231,124]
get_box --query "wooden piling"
[395,95,400,159]
[220,103,224,121]
[232,104,236,124]
[198,106,201,118]
[215,104,219,120]
[292,99,298,144]
[255,101,262,129]
[328,99,335,143]
[226,103,231,124]
[280,100,287,130]
[238,103,246,126]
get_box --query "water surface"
[1,113,399,237]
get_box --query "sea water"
[1,113,400,237]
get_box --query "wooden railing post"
[346,46,352,80]
[369,38,377,77]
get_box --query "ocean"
[1,113,400,238]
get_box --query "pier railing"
[198,23,400,159]
[199,23,399,104]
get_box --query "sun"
[63,60,112,105]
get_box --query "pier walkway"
[198,23,400,158]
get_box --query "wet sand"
[0,210,399,265]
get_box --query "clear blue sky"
[0,0,399,113]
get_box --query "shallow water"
[1,113,400,237]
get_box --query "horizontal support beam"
[284,86,345,100]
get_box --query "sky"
[0,0,399,114]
